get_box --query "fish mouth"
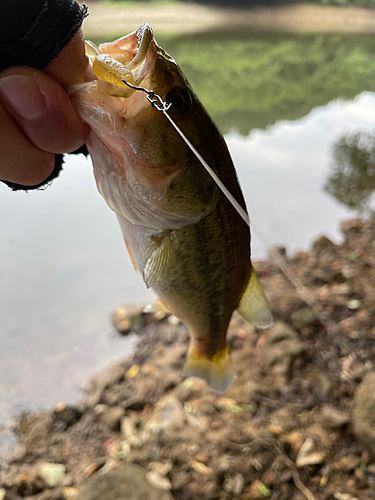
[98,24,154,74]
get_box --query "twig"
[250,437,317,500]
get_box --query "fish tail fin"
[237,267,273,329]
[183,344,233,393]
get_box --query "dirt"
[1,217,375,499]
[81,1,375,39]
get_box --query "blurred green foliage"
[186,0,375,6]
[99,0,179,6]
[103,0,375,5]
[158,31,375,135]
[325,132,375,211]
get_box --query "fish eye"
[166,87,192,115]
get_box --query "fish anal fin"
[143,232,173,288]
[237,267,273,329]
[183,344,233,393]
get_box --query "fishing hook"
[121,79,171,112]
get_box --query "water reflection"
[2,29,375,424]
[159,30,375,135]
[325,131,375,213]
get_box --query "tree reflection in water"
[325,131,375,213]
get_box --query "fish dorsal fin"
[237,268,273,329]
[143,232,173,288]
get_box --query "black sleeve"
[0,0,89,191]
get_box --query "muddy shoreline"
[1,218,375,499]
[81,2,375,38]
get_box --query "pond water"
[1,29,375,427]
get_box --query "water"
[1,29,375,425]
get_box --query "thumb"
[0,66,89,155]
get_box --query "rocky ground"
[1,218,375,500]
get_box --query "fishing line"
[121,78,345,341]
[121,78,251,227]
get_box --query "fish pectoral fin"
[143,232,173,288]
[237,267,273,329]
[183,344,233,393]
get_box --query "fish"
[69,24,273,392]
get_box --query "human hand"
[0,30,91,187]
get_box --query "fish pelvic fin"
[143,231,173,288]
[143,297,170,314]
[183,344,233,393]
[125,239,138,272]
[237,267,273,329]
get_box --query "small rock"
[216,398,243,414]
[291,308,318,328]
[334,493,358,500]
[185,413,209,431]
[341,219,362,234]
[190,461,213,475]
[212,456,230,475]
[167,315,180,325]
[102,406,125,431]
[53,402,81,429]
[171,471,190,489]
[158,397,184,431]
[93,404,108,416]
[83,461,105,478]
[148,461,172,476]
[313,235,336,252]
[332,455,361,472]
[39,462,66,487]
[246,479,271,499]
[296,438,325,467]
[118,441,131,458]
[120,416,136,440]
[224,473,244,495]
[283,431,304,453]
[199,402,216,416]
[279,470,293,482]
[123,396,147,412]
[352,371,375,456]
[331,283,350,295]
[320,405,349,428]
[76,464,173,500]
[111,304,146,334]
[267,425,283,436]
[146,471,172,491]
[260,321,305,375]
[9,444,26,462]
[62,487,79,499]
[100,458,119,475]
[347,299,361,310]
[125,364,140,379]
[0,489,5,500]
[111,306,131,333]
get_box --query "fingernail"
[0,75,47,120]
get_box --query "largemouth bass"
[69,24,272,392]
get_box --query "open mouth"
[85,24,154,87]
